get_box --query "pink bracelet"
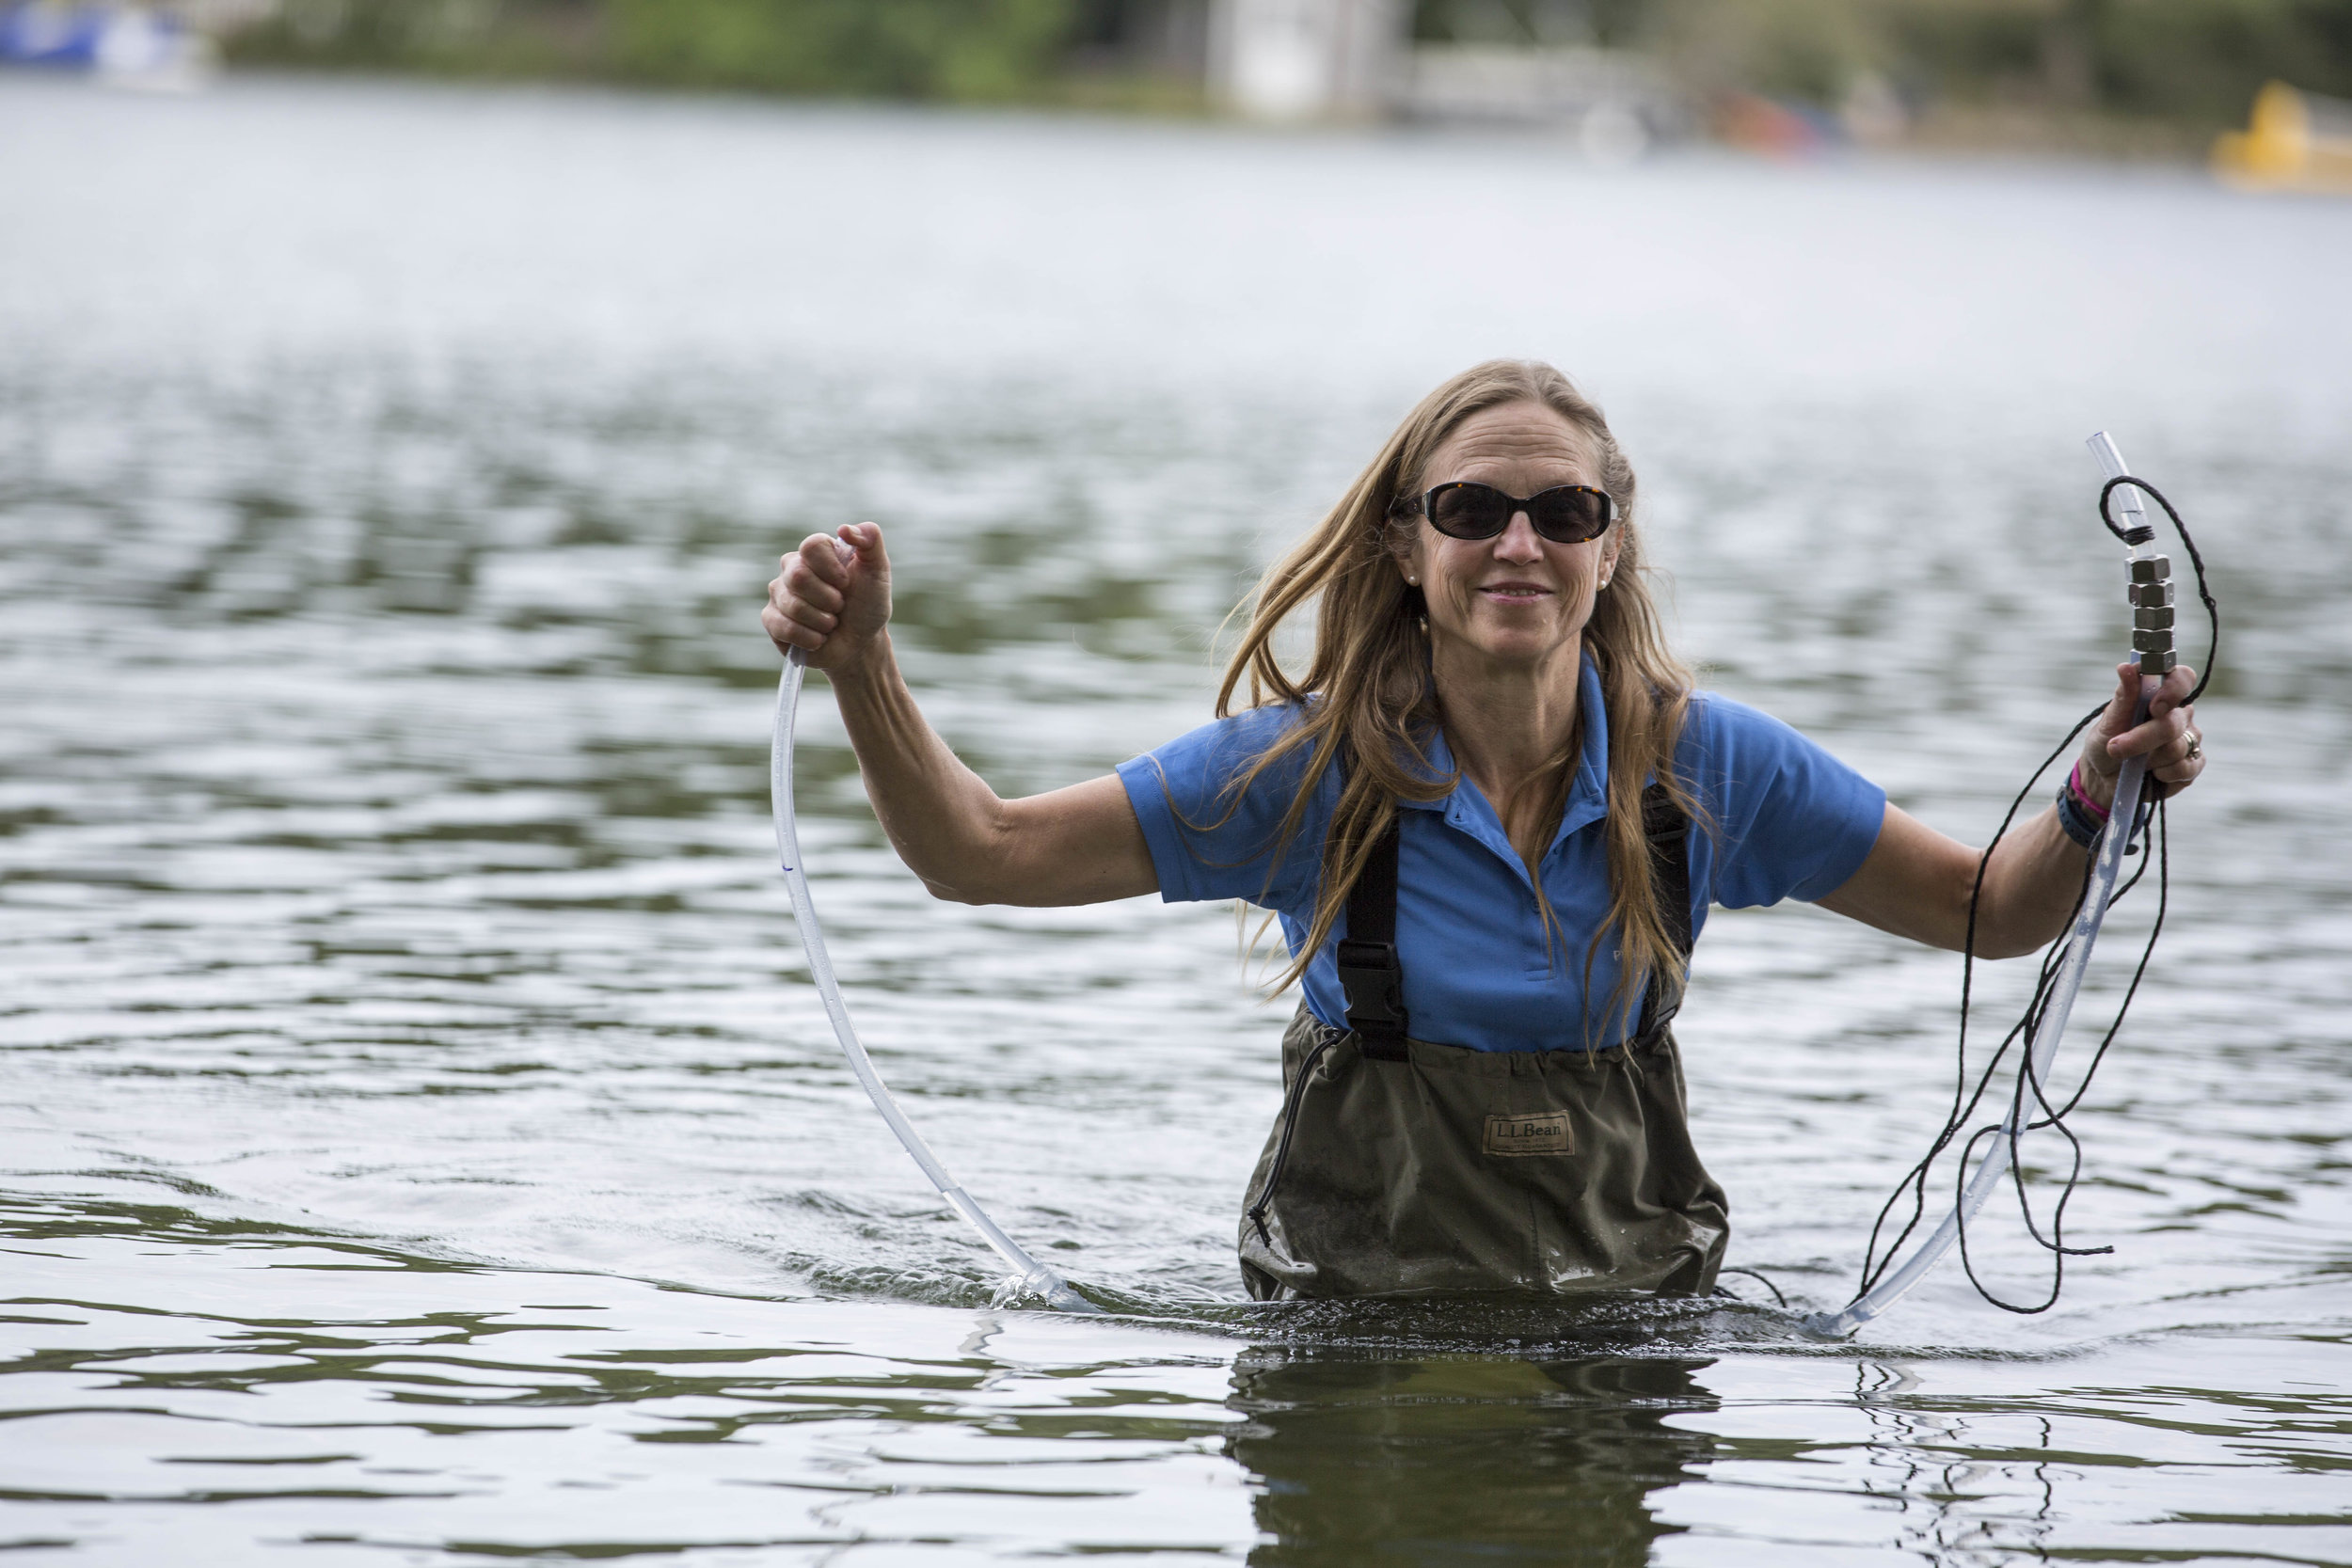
[2067,763,2112,823]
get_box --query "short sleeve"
[1116,705,1331,910]
[1683,695,1887,910]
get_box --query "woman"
[761,360,2205,1302]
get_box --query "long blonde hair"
[1211,359,1703,1037]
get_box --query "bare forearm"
[1965,807,2094,958]
[826,634,1014,901]
[1816,661,2206,959]
[1815,802,2088,959]
[766,524,1155,908]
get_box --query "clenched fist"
[763,522,892,675]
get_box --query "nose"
[1495,509,1544,562]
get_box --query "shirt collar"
[1398,654,1612,856]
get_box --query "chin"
[1463,631,1575,667]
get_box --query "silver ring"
[2183,731,2203,762]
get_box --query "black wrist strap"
[2054,781,2105,849]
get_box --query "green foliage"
[225,0,601,76]
[1408,0,1652,46]
[228,0,1078,102]
[1662,0,2352,123]
[603,0,1078,100]
[1864,0,2352,118]
[219,0,2352,129]
[2088,0,2352,119]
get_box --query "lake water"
[3,71,2349,1566]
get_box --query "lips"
[1477,581,1553,603]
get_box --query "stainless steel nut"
[2129,556,2172,583]
[2139,649,2177,675]
[2135,605,2176,629]
[2132,628,2175,653]
[2127,581,2174,606]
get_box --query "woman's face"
[1399,401,1622,675]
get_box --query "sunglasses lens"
[1530,488,1610,543]
[1422,483,1613,542]
[1426,484,1509,538]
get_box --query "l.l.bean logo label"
[1484,1110,1573,1157]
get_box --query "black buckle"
[1337,939,1405,1026]
[1338,939,1409,1059]
[1630,975,1684,1053]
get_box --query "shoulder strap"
[1336,814,1410,1060]
[1335,785,1692,1057]
[1630,782,1694,1048]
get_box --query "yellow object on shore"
[2213,81,2352,195]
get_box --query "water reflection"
[1230,1348,1717,1565]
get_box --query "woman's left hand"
[2077,661,2205,808]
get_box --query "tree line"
[227,0,2352,132]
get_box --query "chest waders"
[1238,785,1729,1301]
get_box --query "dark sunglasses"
[1402,481,1618,545]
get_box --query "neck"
[1432,634,1585,861]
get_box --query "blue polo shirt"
[1115,657,1886,1052]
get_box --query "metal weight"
[2126,547,2176,676]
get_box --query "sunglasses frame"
[1405,481,1619,545]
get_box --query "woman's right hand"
[763,522,892,674]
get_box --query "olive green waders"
[1237,785,1729,1301]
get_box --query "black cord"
[1717,1266,1788,1308]
[2101,476,2219,708]
[1847,473,2217,1317]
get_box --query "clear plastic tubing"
[1806,432,2159,1338]
[771,635,1094,1314]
